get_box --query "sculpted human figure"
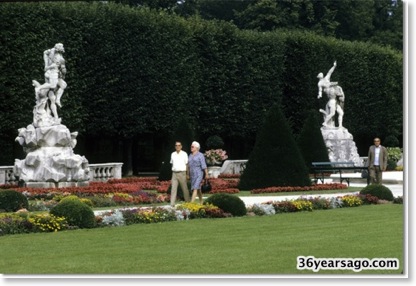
[35,43,67,108]
[32,80,60,126]
[317,61,345,128]
[32,43,67,125]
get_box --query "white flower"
[101,210,125,226]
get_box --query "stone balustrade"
[219,160,248,175]
[89,163,123,182]
[0,162,123,185]
[0,166,18,185]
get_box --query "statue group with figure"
[317,61,345,128]
[32,43,67,127]
[316,61,362,166]
[14,43,90,187]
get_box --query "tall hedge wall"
[0,2,402,168]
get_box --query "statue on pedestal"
[317,61,345,128]
[316,61,362,166]
[14,43,89,187]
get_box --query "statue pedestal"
[21,181,90,188]
[321,127,362,166]
[14,124,90,187]
[207,166,222,178]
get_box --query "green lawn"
[0,204,404,275]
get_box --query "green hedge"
[0,2,402,166]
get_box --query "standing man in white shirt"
[367,137,388,184]
[170,141,190,206]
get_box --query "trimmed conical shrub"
[239,103,311,190]
[297,110,330,173]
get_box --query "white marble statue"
[317,61,345,128]
[316,61,362,165]
[33,43,67,127]
[14,44,89,187]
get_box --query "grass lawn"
[0,204,403,275]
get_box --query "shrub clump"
[204,193,247,217]
[393,196,403,204]
[206,135,224,149]
[359,184,394,201]
[0,190,29,212]
[0,213,32,235]
[50,199,96,228]
[60,195,93,207]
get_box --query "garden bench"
[311,161,369,186]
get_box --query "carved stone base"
[21,181,89,188]
[14,123,89,186]
[321,127,362,166]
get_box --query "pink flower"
[204,149,228,165]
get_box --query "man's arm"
[382,147,388,171]
[367,147,373,167]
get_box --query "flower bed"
[0,193,402,236]
[250,183,348,194]
[0,179,351,212]
[207,178,239,194]
[218,174,241,179]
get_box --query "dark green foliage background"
[0,2,402,170]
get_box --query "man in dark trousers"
[367,137,388,184]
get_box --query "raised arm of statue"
[317,61,338,98]
[325,61,337,81]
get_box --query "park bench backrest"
[312,162,355,168]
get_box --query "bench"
[311,161,369,186]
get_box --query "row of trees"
[115,0,403,51]
[0,2,402,175]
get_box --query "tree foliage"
[174,0,403,50]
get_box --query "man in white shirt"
[367,137,388,184]
[170,141,190,206]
